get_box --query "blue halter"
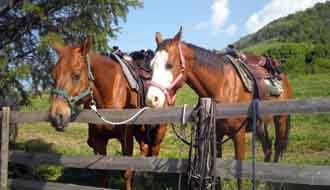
[52,54,95,120]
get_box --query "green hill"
[237,2,330,48]
[235,2,330,74]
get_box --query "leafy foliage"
[243,42,330,74]
[0,0,142,104]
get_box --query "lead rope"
[249,99,259,190]
[177,104,188,190]
[89,104,150,125]
[249,65,261,190]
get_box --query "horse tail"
[274,114,291,159]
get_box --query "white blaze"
[146,50,173,108]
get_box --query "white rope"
[182,104,187,125]
[90,104,150,125]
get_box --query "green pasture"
[11,73,330,189]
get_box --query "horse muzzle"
[50,113,69,132]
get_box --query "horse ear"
[52,41,63,55]
[173,26,182,43]
[155,32,163,45]
[81,36,92,55]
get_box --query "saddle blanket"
[110,53,146,106]
[111,53,141,92]
[225,55,283,97]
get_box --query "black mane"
[184,42,226,66]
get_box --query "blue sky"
[111,0,328,52]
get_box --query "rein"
[52,54,95,119]
[147,42,186,105]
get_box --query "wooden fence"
[1,97,330,189]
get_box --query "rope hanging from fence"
[177,105,188,190]
[187,98,217,190]
[249,99,260,190]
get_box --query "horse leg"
[232,127,246,190]
[149,124,167,156]
[215,123,224,190]
[120,126,134,190]
[216,121,225,158]
[87,124,109,187]
[134,125,150,156]
[273,115,291,162]
[256,122,272,162]
[142,124,167,189]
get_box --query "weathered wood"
[9,97,330,125]
[9,150,187,174]
[12,107,195,125]
[215,160,330,186]
[1,107,10,190]
[215,97,330,119]
[8,178,115,190]
[9,151,330,186]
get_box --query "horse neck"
[89,53,119,107]
[186,55,246,103]
[183,46,227,99]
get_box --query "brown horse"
[146,29,293,189]
[49,37,167,190]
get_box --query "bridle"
[51,54,95,119]
[147,42,186,105]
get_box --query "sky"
[111,0,329,52]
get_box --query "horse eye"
[72,73,80,82]
[165,63,173,70]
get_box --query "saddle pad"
[111,53,147,107]
[225,55,254,92]
[225,55,283,97]
[111,53,140,92]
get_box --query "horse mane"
[184,42,226,67]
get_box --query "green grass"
[11,72,330,189]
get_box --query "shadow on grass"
[10,138,188,190]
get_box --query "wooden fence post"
[1,107,10,190]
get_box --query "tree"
[0,0,142,104]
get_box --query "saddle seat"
[245,57,283,99]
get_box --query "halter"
[52,54,95,119]
[147,42,186,105]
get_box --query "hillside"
[236,2,330,49]
[234,2,330,74]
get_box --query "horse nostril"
[57,113,63,120]
[153,96,159,102]
[55,113,64,124]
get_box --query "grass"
[11,72,330,189]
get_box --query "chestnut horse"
[146,29,293,189]
[49,38,167,190]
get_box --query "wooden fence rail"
[8,179,114,190]
[9,150,330,186]
[3,97,330,125]
[1,97,330,189]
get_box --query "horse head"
[146,27,186,107]
[49,37,93,131]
